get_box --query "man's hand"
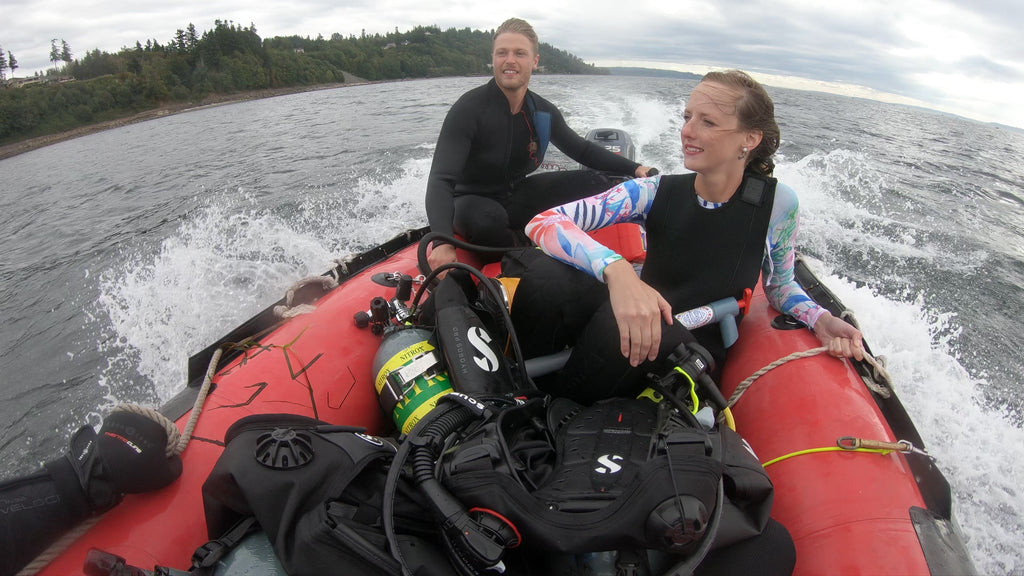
[427,243,458,275]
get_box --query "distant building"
[7,77,44,87]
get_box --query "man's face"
[492,32,538,93]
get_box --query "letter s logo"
[594,454,624,474]
[467,327,499,372]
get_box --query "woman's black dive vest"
[642,173,777,313]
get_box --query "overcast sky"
[2,0,1022,129]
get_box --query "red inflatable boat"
[30,225,974,576]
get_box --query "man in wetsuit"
[424,17,652,270]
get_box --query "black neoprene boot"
[0,410,182,576]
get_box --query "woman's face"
[680,81,758,174]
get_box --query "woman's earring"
[738,147,748,160]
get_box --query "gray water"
[1,75,1022,573]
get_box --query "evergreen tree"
[186,24,199,51]
[0,47,7,81]
[7,51,16,76]
[50,39,61,70]
[61,39,73,66]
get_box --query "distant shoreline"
[0,69,703,162]
[0,81,362,161]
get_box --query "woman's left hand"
[812,312,865,360]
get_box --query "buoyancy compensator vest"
[438,395,725,555]
[387,387,775,576]
[200,413,454,576]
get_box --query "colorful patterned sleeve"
[762,182,828,329]
[525,176,661,281]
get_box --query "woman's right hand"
[603,259,674,366]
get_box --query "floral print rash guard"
[524,175,828,329]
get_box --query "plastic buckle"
[191,539,229,569]
[84,548,150,576]
[664,430,712,457]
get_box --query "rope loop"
[108,403,181,458]
[725,346,892,409]
[726,347,830,408]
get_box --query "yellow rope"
[721,406,735,431]
[762,445,896,467]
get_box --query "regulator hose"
[383,400,466,575]
[385,396,517,576]
[416,231,519,279]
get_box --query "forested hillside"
[0,21,607,146]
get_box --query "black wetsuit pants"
[454,170,616,249]
[505,248,709,403]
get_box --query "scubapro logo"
[467,327,499,372]
[594,454,624,474]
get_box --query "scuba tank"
[372,326,453,435]
[430,270,516,396]
[359,272,454,436]
[366,268,518,436]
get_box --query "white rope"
[273,275,338,318]
[727,347,830,408]
[727,347,893,408]
[107,403,182,457]
[176,346,224,455]
[15,517,101,575]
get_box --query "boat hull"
[721,287,933,574]
[36,228,972,575]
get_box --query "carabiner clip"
[896,440,935,460]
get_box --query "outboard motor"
[582,128,636,167]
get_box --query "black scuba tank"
[432,270,516,396]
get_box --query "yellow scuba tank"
[372,327,452,435]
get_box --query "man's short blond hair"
[494,18,539,53]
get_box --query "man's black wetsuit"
[425,78,641,247]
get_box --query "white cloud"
[1,0,1022,128]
